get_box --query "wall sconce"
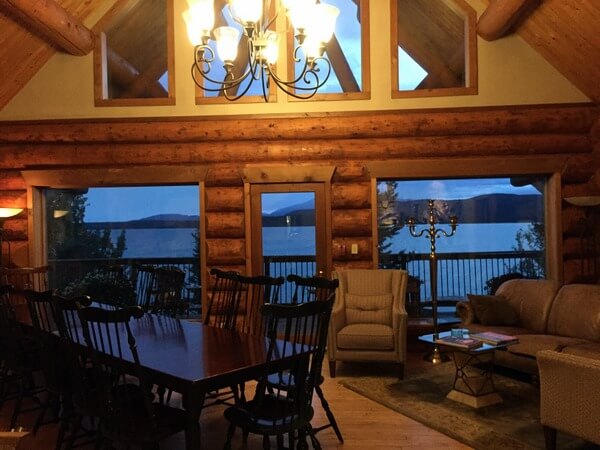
[564,196,600,283]
[0,208,24,268]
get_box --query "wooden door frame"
[243,165,335,277]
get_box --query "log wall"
[0,104,598,285]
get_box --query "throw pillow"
[345,293,393,326]
[467,294,519,326]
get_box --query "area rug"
[340,364,599,450]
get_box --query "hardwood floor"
[0,354,471,450]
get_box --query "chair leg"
[10,378,25,430]
[543,426,557,450]
[224,423,235,450]
[262,434,271,450]
[314,384,343,443]
[328,361,336,378]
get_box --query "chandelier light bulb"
[229,0,263,24]
[264,31,280,65]
[182,0,215,46]
[307,3,340,44]
[214,26,241,62]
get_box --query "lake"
[112,222,535,258]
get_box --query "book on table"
[434,335,483,349]
[470,331,519,345]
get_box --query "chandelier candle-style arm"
[183,0,339,102]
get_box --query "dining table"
[78,312,297,450]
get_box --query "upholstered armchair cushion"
[467,294,518,326]
[345,293,393,325]
[337,324,394,350]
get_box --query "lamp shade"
[286,0,317,31]
[564,196,600,207]
[307,3,339,43]
[183,0,215,45]
[263,31,280,65]
[0,208,23,219]
[214,26,241,62]
[229,0,262,24]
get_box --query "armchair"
[328,269,408,379]
[538,350,600,449]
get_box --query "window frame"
[390,0,478,99]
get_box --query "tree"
[510,222,545,278]
[377,181,406,267]
[46,190,127,260]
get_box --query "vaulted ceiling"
[0,0,598,111]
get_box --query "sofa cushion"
[467,294,518,326]
[496,279,560,333]
[337,323,394,350]
[560,342,600,362]
[506,334,588,359]
[546,284,600,342]
[345,293,393,326]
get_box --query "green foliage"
[510,222,545,278]
[61,269,135,306]
[46,190,127,260]
[377,181,405,258]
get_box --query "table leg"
[446,350,503,408]
[182,389,206,450]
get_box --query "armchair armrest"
[456,300,476,324]
[538,350,600,445]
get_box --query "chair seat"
[337,323,394,350]
[224,394,314,435]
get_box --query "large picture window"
[377,177,546,318]
[45,185,200,312]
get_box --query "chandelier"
[183,0,340,101]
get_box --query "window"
[391,0,477,97]
[289,0,370,100]
[194,0,370,103]
[94,0,175,105]
[45,185,199,309]
[377,178,546,318]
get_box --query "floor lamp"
[0,207,24,268]
[407,200,458,364]
[564,196,600,283]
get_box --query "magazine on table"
[470,331,519,345]
[434,335,483,349]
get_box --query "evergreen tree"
[377,181,406,267]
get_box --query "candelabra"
[407,200,458,364]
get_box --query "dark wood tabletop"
[82,314,295,450]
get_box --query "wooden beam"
[477,0,540,41]
[106,45,167,98]
[0,0,95,55]
[0,105,596,144]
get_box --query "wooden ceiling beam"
[0,0,95,56]
[477,0,540,41]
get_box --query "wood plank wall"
[0,104,598,284]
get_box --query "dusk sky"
[83,178,541,223]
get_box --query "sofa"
[456,279,600,374]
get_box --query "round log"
[205,212,245,238]
[205,166,244,187]
[332,209,372,237]
[205,187,244,212]
[206,238,246,265]
[331,183,371,209]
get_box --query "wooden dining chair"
[284,274,343,443]
[77,305,187,449]
[0,286,46,432]
[223,299,334,450]
[237,274,284,337]
[204,268,244,330]
[152,266,187,317]
[130,264,157,312]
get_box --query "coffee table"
[419,331,517,408]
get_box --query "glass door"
[250,183,328,302]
